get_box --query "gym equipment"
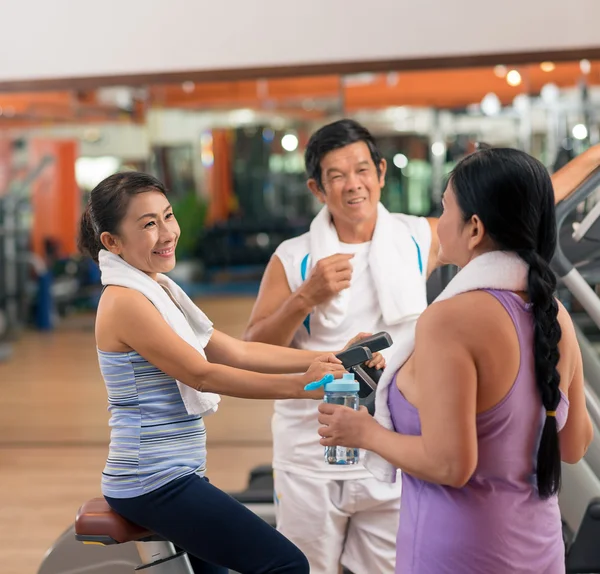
[0,154,54,356]
[551,167,600,573]
[197,219,309,286]
[37,333,391,574]
[338,331,393,415]
[38,466,277,574]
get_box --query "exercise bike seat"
[75,497,154,545]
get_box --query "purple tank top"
[388,289,569,574]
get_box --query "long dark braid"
[517,249,562,498]
[450,147,563,499]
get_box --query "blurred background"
[2,1,600,572]
[1,62,597,312]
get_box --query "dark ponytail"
[518,250,562,498]
[77,172,168,263]
[450,147,563,499]
[78,205,104,263]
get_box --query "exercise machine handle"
[335,331,394,414]
[552,167,600,278]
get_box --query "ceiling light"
[506,70,522,87]
[393,153,408,169]
[573,124,588,140]
[431,142,446,157]
[281,134,299,152]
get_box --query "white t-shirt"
[272,213,432,479]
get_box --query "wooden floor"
[0,296,273,574]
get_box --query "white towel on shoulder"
[308,202,427,329]
[364,250,529,482]
[98,250,220,417]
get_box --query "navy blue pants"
[105,474,309,573]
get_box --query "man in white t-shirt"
[243,119,600,574]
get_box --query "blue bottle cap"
[324,372,359,393]
[304,373,334,391]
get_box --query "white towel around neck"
[364,250,529,482]
[98,250,220,417]
[307,202,427,329]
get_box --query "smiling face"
[308,141,386,238]
[100,190,180,279]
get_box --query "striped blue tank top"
[98,349,207,498]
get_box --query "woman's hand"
[317,403,378,450]
[299,354,346,399]
[342,332,386,370]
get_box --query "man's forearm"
[552,144,600,204]
[244,291,313,347]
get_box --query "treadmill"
[552,168,600,573]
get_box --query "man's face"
[308,141,386,228]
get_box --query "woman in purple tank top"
[317,148,594,573]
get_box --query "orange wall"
[0,139,12,197]
[207,130,233,224]
[30,139,80,259]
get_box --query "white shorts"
[274,469,401,574]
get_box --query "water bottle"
[323,373,360,465]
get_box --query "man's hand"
[342,332,386,370]
[297,253,354,307]
[343,331,372,351]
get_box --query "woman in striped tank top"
[78,172,384,574]
[318,148,594,573]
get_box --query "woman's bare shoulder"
[416,291,516,346]
[98,285,151,311]
[420,290,508,322]
[96,286,157,351]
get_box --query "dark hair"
[78,172,168,263]
[305,119,383,189]
[450,147,562,499]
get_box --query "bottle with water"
[323,373,360,465]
